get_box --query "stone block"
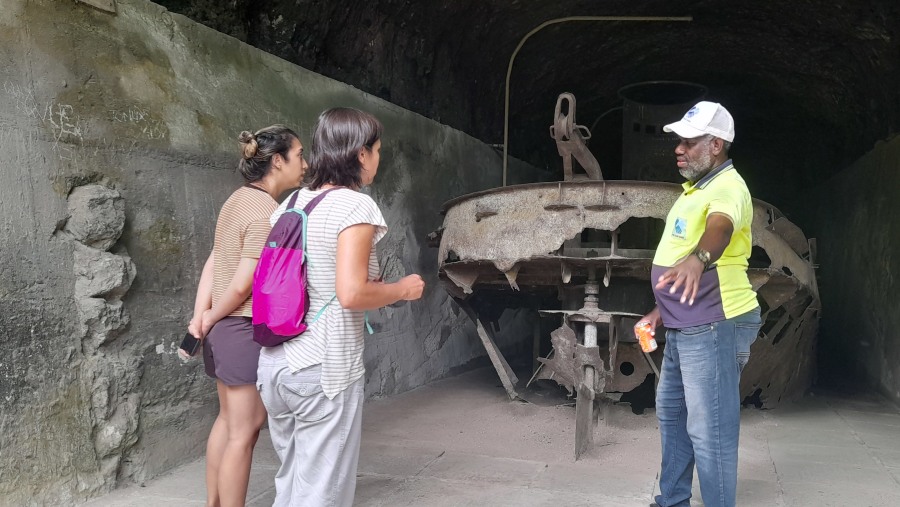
[94,395,139,458]
[66,185,126,251]
[77,297,130,349]
[74,244,136,299]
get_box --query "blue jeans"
[655,308,761,507]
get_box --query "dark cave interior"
[158,0,900,388]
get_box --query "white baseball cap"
[663,101,735,142]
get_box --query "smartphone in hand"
[179,332,202,356]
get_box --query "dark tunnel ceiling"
[160,0,899,218]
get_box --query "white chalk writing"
[3,80,86,161]
[108,106,167,140]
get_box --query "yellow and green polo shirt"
[651,159,759,328]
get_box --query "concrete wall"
[812,135,900,399]
[0,0,541,504]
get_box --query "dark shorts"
[203,316,261,386]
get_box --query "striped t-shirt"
[211,185,278,317]
[266,187,387,399]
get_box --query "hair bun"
[238,130,258,159]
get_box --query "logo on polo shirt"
[673,217,687,239]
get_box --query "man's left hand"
[655,255,705,305]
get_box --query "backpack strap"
[302,187,341,215]
[286,189,301,210]
[310,293,375,336]
[310,293,337,324]
[363,311,374,335]
[286,187,342,267]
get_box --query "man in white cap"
[636,101,762,507]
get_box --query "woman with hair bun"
[257,108,425,506]
[186,125,307,507]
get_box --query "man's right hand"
[396,274,425,301]
[635,307,662,336]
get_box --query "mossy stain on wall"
[138,217,183,262]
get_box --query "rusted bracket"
[574,344,607,392]
[443,265,478,296]
[537,323,578,394]
[549,93,603,181]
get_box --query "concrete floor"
[84,367,900,506]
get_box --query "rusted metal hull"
[435,180,819,410]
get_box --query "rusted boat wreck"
[431,86,819,457]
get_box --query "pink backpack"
[252,188,338,347]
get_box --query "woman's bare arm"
[335,224,424,311]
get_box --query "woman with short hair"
[257,108,425,507]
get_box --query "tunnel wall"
[0,0,541,504]
[812,135,900,400]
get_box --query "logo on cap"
[685,107,699,118]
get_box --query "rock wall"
[0,0,541,504]
[812,135,900,399]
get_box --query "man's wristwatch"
[693,248,712,270]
